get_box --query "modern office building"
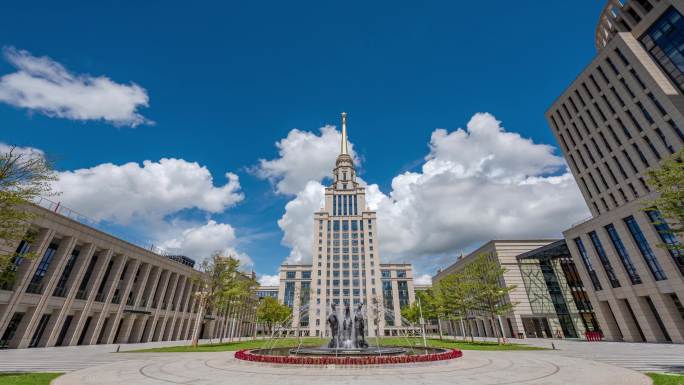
[547,0,684,342]
[255,286,279,300]
[277,113,416,337]
[516,240,601,339]
[432,240,599,339]
[0,201,257,349]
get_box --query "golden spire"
[341,112,349,155]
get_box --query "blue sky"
[0,1,603,283]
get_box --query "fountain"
[234,302,462,365]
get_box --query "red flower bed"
[234,348,462,366]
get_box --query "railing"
[32,197,184,260]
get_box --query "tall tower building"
[547,0,684,343]
[278,113,415,337]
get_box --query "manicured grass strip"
[129,338,327,352]
[0,372,63,385]
[378,337,547,351]
[647,373,684,385]
[129,337,544,352]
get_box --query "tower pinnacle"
[341,112,348,155]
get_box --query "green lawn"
[129,338,327,352]
[129,337,543,352]
[378,337,547,351]
[0,373,63,385]
[648,373,684,385]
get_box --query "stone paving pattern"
[1,338,682,384]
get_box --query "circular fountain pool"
[235,346,462,366]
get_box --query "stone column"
[164,276,187,341]
[144,269,170,342]
[105,259,140,344]
[15,236,77,349]
[87,254,128,345]
[132,264,152,307]
[0,228,55,337]
[45,243,97,347]
[154,272,179,341]
[66,249,114,346]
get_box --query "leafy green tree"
[436,270,477,342]
[256,296,292,335]
[191,254,249,346]
[0,146,56,287]
[646,148,684,253]
[401,289,445,339]
[465,254,517,344]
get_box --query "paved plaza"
[0,338,682,384]
[49,350,650,385]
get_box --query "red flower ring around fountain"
[234,348,462,366]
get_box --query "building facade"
[0,201,257,349]
[516,240,601,339]
[433,240,588,339]
[277,113,416,337]
[547,0,684,343]
[255,286,279,300]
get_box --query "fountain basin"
[289,346,406,356]
[234,347,462,366]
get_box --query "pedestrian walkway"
[435,335,684,374]
[0,338,251,373]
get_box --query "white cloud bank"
[256,113,590,274]
[53,158,243,224]
[258,274,280,286]
[0,140,250,265]
[0,47,150,127]
[50,158,249,264]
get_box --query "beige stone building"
[547,0,684,342]
[0,201,257,349]
[433,240,599,339]
[277,113,416,337]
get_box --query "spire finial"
[341,112,348,155]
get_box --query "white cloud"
[265,113,589,275]
[0,142,44,158]
[277,180,326,264]
[414,274,432,285]
[52,158,244,224]
[0,47,150,127]
[258,274,280,286]
[160,219,253,267]
[254,125,357,195]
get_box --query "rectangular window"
[624,216,667,281]
[53,248,80,297]
[588,231,621,288]
[284,282,295,308]
[26,242,60,294]
[646,209,684,276]
[301,271,311,279]
[574,238,602,291]
[604,224,642,285]
[641,7,684,92]
[381,270,391,278]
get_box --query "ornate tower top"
[341,112,349,155]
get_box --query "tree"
[465,254,517,344]
[646,148,684,253]
[256,296,292,335]
[401,289,444,339]
[191,253,250,347]
[0,146,56,287]
[436,271,477,342]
